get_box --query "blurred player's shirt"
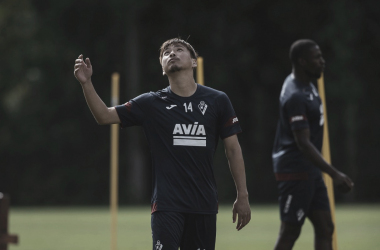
[272,74,324,175]
[115,84,241,214]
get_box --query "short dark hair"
[289,39,318,64]
[159,38,198,64]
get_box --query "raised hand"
[74,54,93,84]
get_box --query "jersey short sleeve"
[217,92,242,139]
[285,93,309,131]
[115,93,152,128]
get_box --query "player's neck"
[292,69,312,85]
[167,72,197,97]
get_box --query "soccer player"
[272,39,354,250]
[74,38,251,250]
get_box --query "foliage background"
[1,0,379,205]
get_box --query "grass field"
[8,204,380,250]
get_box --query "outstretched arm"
[74,54,120,125]
[293,128,354,193]
[223,134,251,231]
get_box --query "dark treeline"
[1,0,379,205]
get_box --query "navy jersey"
[272,74,324,174]
[115,84,241,214]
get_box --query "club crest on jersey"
[198,101,208,115]
[173,122,206,147]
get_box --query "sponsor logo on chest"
[173,122,206,147]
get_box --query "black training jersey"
[115,84,241,214]
[272,74,324,174]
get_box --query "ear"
[192,58,197,68]
[298,57,308,67]
[162,64,167,75]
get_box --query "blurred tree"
[0,0,379,205]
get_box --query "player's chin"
[305,70,322,79]
[314,71,322,79]
[168,65,181,73]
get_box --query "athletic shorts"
[277,174,330,225]
[151,211,216,250]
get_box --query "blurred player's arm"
[223,134,251,231]
[74,54,120,125]
[293,129,354,192]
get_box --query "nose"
[169,50,176,57]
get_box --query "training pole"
[317,74,338,250]
[110,72,120,250]
[196,57,204,86]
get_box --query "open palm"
[74,54,93,84]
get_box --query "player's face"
[161,44,196,75]
[301,46,325,79]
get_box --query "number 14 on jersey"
[183,102,193,112]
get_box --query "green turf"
[8,204,380,250]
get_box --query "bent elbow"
[296,142,309,153]
[95,118,107,125]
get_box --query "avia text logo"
[173,122,206,135]
[173,122,206,147]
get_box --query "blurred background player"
[272,39,354,250]
[74,38,251,250]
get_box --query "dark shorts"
[151,211,216,250]
[277,174,330,225]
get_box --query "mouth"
[169,58,178,63]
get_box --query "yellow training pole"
[110,72,120,250]
[196,57,204,85]
[317,74,338,250]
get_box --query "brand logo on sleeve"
[224,116,239,127]
[311,86,319,97]
[173,122,206,147]
[124,102,132,112]
[198,101,208,115]
[290,115,306,123]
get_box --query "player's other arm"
[74,54,120,125]
[293,129,354,193]
[223,134,251,231]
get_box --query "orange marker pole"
[196,57,204,86]
[317,74,338,250]
[110,72,120,250]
